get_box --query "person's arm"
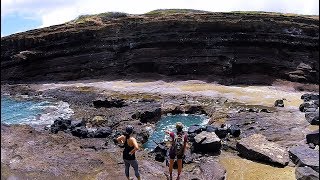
[116,135,125,144]
[129,138,140,155]
[164,130,171,135]
[183,134,188,153]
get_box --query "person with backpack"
[117,125,141,180]
[165,122,188,180]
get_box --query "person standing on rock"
[165,122,188,180]
[117,125,141,180]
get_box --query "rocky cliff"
[1,10,319,84]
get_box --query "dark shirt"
[123,137,136,160]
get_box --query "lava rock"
[188,125,203,134]
[93,99,126,108]
[200,160,226,180]
[306,130,319,146]
[205,125,218,133]
[136,129,150,144]
[229,125,241,137]
[295,166,319,180]
[301,94,319,102]
[299,102,318,112]
[50,118,71,133]
[70,120,85,130]
[236,134,289,166]
[274,99,284,107]
[139,108,161,123]
[289,146,319,172]
[305,111,319,125]
[155,152,165,162]
[215,128,228,139]
[93,127,112,138]
[193,131,221,153]
[71,127,89,138]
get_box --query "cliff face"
[1,12,319,84]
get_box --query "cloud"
[2,0,319,30]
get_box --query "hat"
[176,122,183,132]
[125,125,134,135]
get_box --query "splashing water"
[143,114,209,151]
[1,96,74,126]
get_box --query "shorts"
[169,148,184,159]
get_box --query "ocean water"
[143,114,209,150]
[1,96,74,126]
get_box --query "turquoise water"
[1,96,73,125]
[143,114,208,150]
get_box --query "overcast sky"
[1,0,319,37]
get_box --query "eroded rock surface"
[289,146,319,172]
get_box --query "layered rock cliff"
[1,11,319,84]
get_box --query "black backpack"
[174,132,185,156]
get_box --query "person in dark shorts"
[117,125,141,180]
[165,122,188,180]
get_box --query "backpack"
[174,132,185,156]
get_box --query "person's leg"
[169,159,174,179]
[124,159,130,180]
[130,160,141,180]
[177,159,183,180]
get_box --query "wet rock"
[193,131,221,153]
[50,118,71,133]
[295,166,319,180]
[289,146,319,172]
[93,99,126,108]
[139,108,161,123]
[301,94,319,102]
[136,129,150,144]
[215,128,228,139]
[93,127,112,138]
[305,111,319,125]
[274,99,284,107]
[200,160,226,180]
[299,102,318,112]
[205,125,218,133]
[71,127,89,138]
[306,130,319,146]
[236,134,289,166]
[188,125,203,134]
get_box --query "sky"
[1,0,319,37]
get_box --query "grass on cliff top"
[71,12,128,24]
[144,9,210,15]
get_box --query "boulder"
[215,128,228,139]
[228,125,241,137]
[71,127,89,138]
[155,152,165,162]
[93,127,112,138]
[136,129,150,144]
[306,130,319,145]
[205,125,218,133]
[274,99,284,107]
[289,146,319,172]
[193,131,221,153]
[295,166,319,180]
[301,94,319,102]
[50,118,71,133]
[305,111,319,125]
[200,160,226,180]
[236,134,289,166]
[139,108,161,123]
[70,120,85,130]
[188,125,203,134]
[299,102,318,112]
[185,105,206,114]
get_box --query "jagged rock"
[200,160,226,180]
[93,127,112,138]
[305,110,319,125]
[301,94,319,102]
[50,118,71,133]
[185,105,207,114]
[136,129,150,144]
[183,148,193,164]
[70,120,85,130]
[295,166,319,180]
[306,130,319,146]
[289,146,319,172]
[155,152,165,162]
[71,127,89,138]
[274,99,284,107]
[193,131,221,153]
[188,125,203,134]
[93,99,126,108]
[236,134,289,166]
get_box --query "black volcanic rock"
[1,12,318,84]
[306,130,319,145]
